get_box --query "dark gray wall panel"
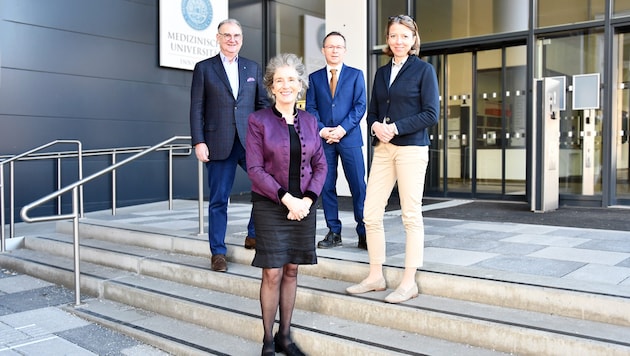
[3,0,156,44]
[0,0,209,220]
[2,21,189,86]
[0,69,189,129]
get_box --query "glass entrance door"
[475,47,527,196]
[426,44,527,198]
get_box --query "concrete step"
[59,219,630,327]
[0,248,504,355]
[3,227,629,355]
[65,298,261,356]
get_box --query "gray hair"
[217,18,242,31]
[263,53,309,102]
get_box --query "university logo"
[181,0,213,31]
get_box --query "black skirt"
[251,199,317,268]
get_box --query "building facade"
[1,0,629,215]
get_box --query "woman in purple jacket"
[246,53,327,356]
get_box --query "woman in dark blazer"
[246,53,327,356]
[346,15,439,304]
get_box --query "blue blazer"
[367,55,439,146]
[190,54,269,160]
[305,64,367,148]
[246,108,327,204]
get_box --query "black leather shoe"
[357,234,367,250]
[261,340,275,356]
[274,333,305,356]
[317,230,342,248]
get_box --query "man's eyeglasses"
[324,45,345,51]
[219,33,242,41]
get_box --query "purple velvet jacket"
[246,107,327,204]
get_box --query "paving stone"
[56,324,145,356]
[619,257,630,268]
[0,335,95,355]
[501,234,590,247]
[426,236,502,251]
[1,307,90,334]
[0,286,75,315]
[487,242,546,255]
[576,239,630,253]
[425,247,498,266]
[528,246,630,265]
[564,264,630,285]
[473,255,585,277]
[0,275,52,294]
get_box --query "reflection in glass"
[424,54,444,193]
[537,31,604,195]
[445,53,473,194]
[416,0,528,42]
[476,49,504,194]
[268,0,324,56]
[614,0,630,16]
[504,46,527,195]
[538,0,605,28]
[614,32,630,201]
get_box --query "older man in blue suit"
[306,31,368,250]
[190,19,269,272]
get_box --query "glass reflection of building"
[239,0,630,207]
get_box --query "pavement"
[1,197,630,355]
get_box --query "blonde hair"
[383,15,421,57]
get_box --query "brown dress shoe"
[210,254,227,272]
[244,236,256,250]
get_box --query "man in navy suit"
[306,31,368,249]
[190,19,269,272]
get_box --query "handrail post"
[72,186,81,306]
[168,146,174,210]
[198,159,204,236]
[57,156,62,214]
[1,165,5,252]
[112,152,117,216]
[78,141,84,218]
[9,162,15,240]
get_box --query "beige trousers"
[363,143,429,268]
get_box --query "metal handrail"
[1,140,83,252]
[20,135,194,306]
[1,142,193,249]
[0,144,191,161]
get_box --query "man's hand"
[195,143,210,162]
[321,126,346,144]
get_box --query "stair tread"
[26,232,630,345]
[1,221,627,355]
[67,298,261,356]
[3,247,509,355]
